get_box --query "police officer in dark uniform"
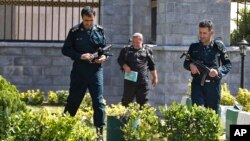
[184,20,232,114]
[118,33,158,107]
[62,6,106,140]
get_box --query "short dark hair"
[81,6,95,17]
[199,20,214,30]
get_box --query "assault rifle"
[180,52,220,86]
[91,44,113,62]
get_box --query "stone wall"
[0,42,70,91]
[157,0,231,46]
[101,0,152,44]
[1,43,249,107]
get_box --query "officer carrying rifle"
[183,20,232,114]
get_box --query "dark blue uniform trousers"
[64,67,105,128]
[191,79,221,114]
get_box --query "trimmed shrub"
[236,88,250,112]
[20,89,44,105]
[159,103,223,141]
[220,83,235,105]
[3,109,96,141]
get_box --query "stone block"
[114,6,130,15]
[228,74,241,84]
[158,3,165,14]
[164,34,183,45]
[3,66,23,75]
[43,47,63,56]
[102,0,113,6]
[0,56,13,65]
[133,0,150,6]
[133,6,149,16]
[5,75,32,85]
[112,86,123,96]
[105,95,122,105]
[109,25,130,35]
[182,36,198,45]
[23,48,43,55]
[0,67,3,74]
[102,5,115,15]
[44,66,71,76]
[173,62,183,72]
[166,2,175,13]
[23,67,43,76]
[111,15,129,25]
[33,57,52,66]
[14,57,33,66]
[156,62,173,73]
[111,76,123,87]
[52,57,72,66]
[53,76,70,85]
[32,76,53,85]
[112,35,130,44]
[230,63,240,74]
[113,0,129,6]
[0,47,22,55]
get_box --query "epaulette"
[71,24,80,32]
[214,39,226,53]
[93,25,103,31]
[143,44,156,48]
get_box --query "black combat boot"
[96,127,103,141]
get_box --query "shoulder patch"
[71,24,80,32]
[214,39,226,53]
[93,25,103,31]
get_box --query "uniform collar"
[80,22,93,31]
[131,45,143,50]
[200,40,214,47]
[210,40,215,47]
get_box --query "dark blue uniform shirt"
[184,40,232,81]
[62,23,106,77]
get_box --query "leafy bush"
[220,83,235,105]
[0,75,26,139]
[121,103,160,141]
[159,103,223,141]
[56,90,69,105]
[3,109,96,141]
[106,103,127,117]
[0,75,26,114]
[48,91,58,105]
[46,90,69,106]
[236,88,250,112]
[20,89,44,105]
